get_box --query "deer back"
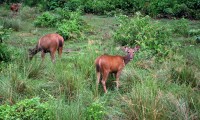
[38,33,64,51]
[95,55,125,73]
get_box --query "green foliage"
[86,101,106,120]
[0,5,200,120]
[116,79,199,120]
[0,43,11,63]
[2,0,200,19]
[171,66,197,87]
[171,18,189,36]
[21,0,43,6]
[69,0,200,19]
[173,3,190,18]
[0,97,51,120]
[142,0,200,19]
[0,27,12,62]
[54,8,71,20]
[45,0,66,10]
[27,63,45,79]
[114,12,172,58]
[34,12,56,27]
[3,18,22,31]
[34,9,86,40]
[19,6,39,20]
[64,0,83,11]
[84,0,113,14]
[189,29,200,36]
[56,21,81,40]
[0,26,11,43]
[56,10,85,40]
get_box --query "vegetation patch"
[0,97,51,120]
[0,26,12,62]
[0,2,199,120]
[114,12,173,58]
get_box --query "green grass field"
[0,6,200,120]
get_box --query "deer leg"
[115,71,122,90]
[96,71,101,85]
[102,71,109,93]
[58,47,63,58]
[96,71,101,92]
[41,51,45,62]
[50,51,56,63]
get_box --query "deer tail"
[95,58,101,72]
[96,64,100,72]
[58,39,63,48]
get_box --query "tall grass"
[3,18,22,31]
[0,5,200,119]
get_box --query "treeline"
[2,0,200,19]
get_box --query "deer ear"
[121,46,129,52]
[134,45,140,51]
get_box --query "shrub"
[171,18,189,36]
[56,11,85,40]
[0,97,51,120]
[4,0,200,19]
[113,12,172,58]
[84,0,114,14]
[0,26,11,43]
[0,43,11,63]
[56,19,81,40]
[86,101,106,120]
[54,7,71,20]
[64,0,83,11]
[19,6,39,20]
[173,3,191,18]
[34,12,56,27]
[3,18,22,31]
[23,0,45,7]
[34,9,86,41]
[0,27,12,62]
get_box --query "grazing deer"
[29,33,64,63]
[10,3,21,15]
[95,46,140,93]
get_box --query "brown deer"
[29,33,64,63]
[95,46,140,93]
[10,3,21,15]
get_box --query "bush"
[84,0,114,14]
[4,0,200,19]
[0,27,12,62]
[56,10,85,40]
[64,0,83,11]
[19,6,39,20]
[0,26,11,43]
[54,7,71,20]
[86,101,106,120]
[3,18,22,31]
[34,12,56,27]
[34,9,86,40]
[113,12,172,58]
[173,3,191,18]
[0,97,51,120]
[171,18,189,36]
[0,43,11,63]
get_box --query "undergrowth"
[0,5,199,120]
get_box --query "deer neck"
[123,54,133,65]
[32,45,40,55]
